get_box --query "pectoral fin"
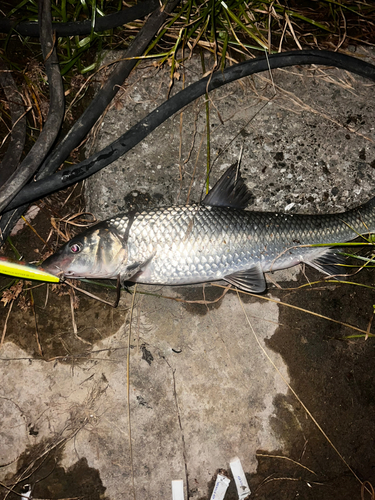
[120,254,154,285]
[224,263,266,293]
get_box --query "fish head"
[42,222,127,280]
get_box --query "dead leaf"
[18,294,31,311]
[1,281,23,306]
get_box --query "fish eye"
[70,242,82,253]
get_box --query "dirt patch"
[0,276,127,361]
[251,269,375,500]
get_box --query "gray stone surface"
[1,291,287,499]
[87,47,375,220]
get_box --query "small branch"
[0,300,14,350]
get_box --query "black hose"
[0,209,24,243]
[4,49,375,214]
[0,0,65,213]
[0,0,159,37]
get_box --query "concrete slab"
[86,47,375,219]
[1,46,375,500]
[1,289,288,499]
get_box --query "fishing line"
[127,284,137,500]
[64,279,120,307]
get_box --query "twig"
[64,279,121,308]
[256,453,317,476]
[30,289,43,357]
[164,356,190,497]
[68,291,78,339]
[213,284,372,337]
[361,480,375,500]
[0,300,14,349]
[365,309,374,341]
[154,284,231,305]
[21,215,50,247]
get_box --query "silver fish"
[42,165,375,293]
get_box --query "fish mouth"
[41,261,69,280]
[43,266,111,280]
[44,268,81,281]
[46,267,69,280]
[42,254,75,278]
[62,270,75,278]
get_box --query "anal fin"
[224,263,267,293]
[308,249,346,280]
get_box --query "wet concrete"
[1,46,375,500]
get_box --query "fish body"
[43,165,375,293]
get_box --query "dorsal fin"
[202,164,252,209]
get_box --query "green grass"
[2,0,375,80]
[1,0,374,145]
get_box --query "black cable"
[0,0,159,37]
[4,49,375,215]
[0,0,65,214]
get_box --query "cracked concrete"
[1,46,375,500]
[1,291,289,499]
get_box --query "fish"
[42,164,375,293]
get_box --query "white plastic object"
[172,479,184,500]
[229,457,251,499]
[210,473,230,500]
[21,485,32,499]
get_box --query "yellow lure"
[0,257,60,282]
